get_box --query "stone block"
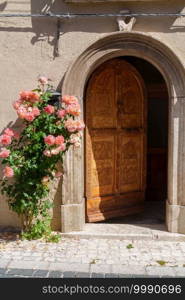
[90,264,111,274]
[61,203,85,232]
[0,259,11,269]
[7,268,34,276]
[146,266,176,277]
[8,261,50,270]
[48,271,63,278]
[91,273,105,278]
[166,202,185,234]
[112,265,147,276]
[49,262,90,273]
[33,270,49,277]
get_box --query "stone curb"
[0,259,185,277]
[0,267,184,278]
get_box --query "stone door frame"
[61,31,185,234]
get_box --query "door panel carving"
[86,58,146,222]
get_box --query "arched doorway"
[85,57,168,224]
[62,32,185,234]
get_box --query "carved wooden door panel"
[85,58,146,222]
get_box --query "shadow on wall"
[0,1,7,11]
[0,0,184,59]
[30,0,185,36]
[30,0,63,58]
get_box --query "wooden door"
[85,58,147,222]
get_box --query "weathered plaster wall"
[0,0,185,230]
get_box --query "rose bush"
[0,78,84,241]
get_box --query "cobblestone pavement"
[1,233,185,277]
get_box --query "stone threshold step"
[62,232,185,241]
[62,224,185,241]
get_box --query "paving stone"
[45,257,56,262]
[0,268,7,275]
[8,260,50,270]
[1,233,185,277]
[105,273,119,278]
[49,262,90,273]
[118,274,134,278]
[32,270,49,277]
[146,266,176,277]
[48,271,63,278]
[90,264,111,274]
[173,267,185,277]
[91,273,105,278]
[63,271,76,278]
[7,268,34,276]
[0,259,11,269]
[111,265,147,276]
[32,252,43,257]
[76,272,90,278]
[0,274,18,278]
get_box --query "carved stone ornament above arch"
[61,31,185,234]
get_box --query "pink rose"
[70,134,80,144]
[66,103,81,116]
[61,95,71,104]
[19,91,31,101]
[51,144,66,155]
[17,105,27,119]
[29,92,40,103]
[43,149,52,157]
[4,128,14,137]
[61,95,78,105]
[55,135,65,145]
[44,135,55,145]
[0,148,10,158]
[13,100,22,110]
[64,119,77,132]
[19,91,40,103]
[24,113,35,122]
[65,119,85,132]
[4,128,20,140]
[38,76,48,85]
[17,105,39,121]
[57,109,66,118]
[57,144,66,151]
[51,148,60,155]
[3,166,14,177]
[44,105,55,114]
[0,134,12,145]
[32,107,40,117]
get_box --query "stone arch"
[61,31,185,234]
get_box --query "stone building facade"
[0,0,185,234]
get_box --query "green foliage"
[126,244,134,249]
[45,233,61,243]
[0,80,83,241]
[21,218,51,240]
[156,260,167,266]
